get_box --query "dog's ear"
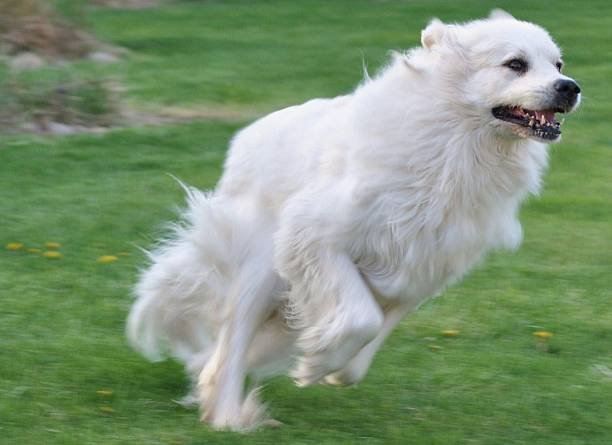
[488,9,515,20]
[421,18,448,49]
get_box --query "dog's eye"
[556,61,563,72]
[504,58,528,74]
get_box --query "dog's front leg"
[281,249,384,387]
[323,304,410,386]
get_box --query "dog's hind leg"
[176,348,215,408]
[198,244,283,431]
[246,312,298,380]
[183,313,296,410]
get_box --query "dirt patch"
[90,0,160,9]
[1,16,98,59]
[124,105,260,125]
[0,0,120,60]
[49,104,258,135]
[1,93,260,135]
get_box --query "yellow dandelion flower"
[441,329,460,337]
[98,255,118,264]
[99,406,114,413]
[27,248,42,253]
[6,242,24,250]
[42,251,62,259]
[45,242,61,249]
[534,331,553,340]
[96,389,114,397]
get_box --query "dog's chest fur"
[354,138,549,304]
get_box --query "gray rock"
[48,122,77,135]
[9,52,45,71]
[88,51,120,64]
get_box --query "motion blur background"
[1,1,610,443]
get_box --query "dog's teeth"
[529,119,534,127]
[540,114,546,125]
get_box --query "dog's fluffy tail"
[127,188,236,364]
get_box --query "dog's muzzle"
[491,77,581,142]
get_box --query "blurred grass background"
[1,1,611,444]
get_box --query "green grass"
[1,1,611,444]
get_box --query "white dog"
[127,9,580,431]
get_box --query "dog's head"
[419,9,580,143]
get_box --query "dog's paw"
[174,389,200,408]
[261,418,283,428]
[291,355,336,387]
[322,373,352,387]
[200,387,271,432]
[322,368,362,387]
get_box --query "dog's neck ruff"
[352,60,550,208]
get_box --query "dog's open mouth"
[492,105,563,141]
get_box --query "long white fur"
[127,10,579,431]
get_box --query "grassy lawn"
[1,1,611,444]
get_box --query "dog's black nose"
[553,79,581,109]
[554,79,581,95]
